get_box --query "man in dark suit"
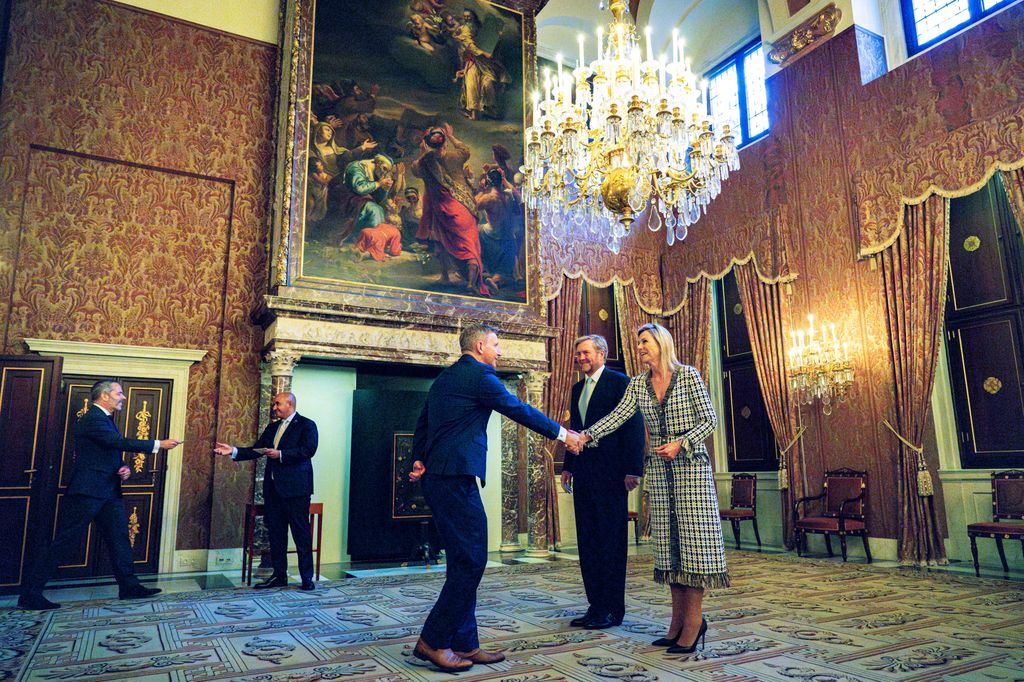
[215,392,318,590]
[561,335,645,629]
[408,324,582,673]
[19,380,181,610]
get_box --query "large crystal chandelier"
[523,0,740,253]
[787,315,854,415]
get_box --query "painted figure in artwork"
[310,122,377,177]
[337,155,404,243]
[413,125,490,295]
[444,10,509,120]
[306,158,332,225]
[474,168,521,292]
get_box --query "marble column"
[254,350,301,504]
[268,350,301,395]
[524,370,553,557]
[251,355,285,568]
[499,376,524,552]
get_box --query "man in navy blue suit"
[19,380,181,610]
[216,392,319,590]
[561,335,645,629]
[409,324,582,673]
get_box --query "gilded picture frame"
[272,0,545,321]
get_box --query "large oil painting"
[300,0,527,304]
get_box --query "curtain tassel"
[917,462,935,497]
[776,426,806,492]
[883,420,934,497]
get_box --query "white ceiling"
[537,0,762,77]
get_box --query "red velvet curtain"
[734,264,803,548]
[544,276,585,547]
[880,196,949,565]
[614,282,656,375]
[665,279,713,381]
[613,281,656,536]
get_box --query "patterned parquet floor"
[3,550,1023,681]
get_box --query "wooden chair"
[719,473,761,550]
[967,470,1024,576]
[793,468,871,563]
[627,511,639,545]
[242,502,324,585]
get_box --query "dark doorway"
[348,388,439,561]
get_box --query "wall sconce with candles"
[787,314,854,415]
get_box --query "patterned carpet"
[3,550,1023,681]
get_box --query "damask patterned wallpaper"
[661,6,1024,537]
[0,0,277,549]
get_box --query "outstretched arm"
[583,378,640,447]
[477,372,561,440]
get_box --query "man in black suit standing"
[561,335,645,629]
[19,380,181,610]
[408,324,582,673]
[216,392,318,590]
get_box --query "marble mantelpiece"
[259,288,556,373]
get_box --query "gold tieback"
[776,426,807,491]
[883,419,933,497]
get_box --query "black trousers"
[263,476,314,582]
[573,476,629,619]
[24,494,140,595]
[420,474,487,651]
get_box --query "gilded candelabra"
[788,315,854,415]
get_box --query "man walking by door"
[561,335,645,629]
[19,380,181,610]
[407,323,583,673]
[215,392,318,591]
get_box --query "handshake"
[564,430,590,454]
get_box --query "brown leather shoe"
[413,637,473,672]
[453,648,506,664]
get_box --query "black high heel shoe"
[666,617,707,655]
[651,626,682,647]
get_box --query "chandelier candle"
[787,315,855,415]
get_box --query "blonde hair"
[637,323,682,376]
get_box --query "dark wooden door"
[944,175,1024,468]
[53,375,172,578]
[723,362,778,472]
[946,314,1024,467]
[0,356,63,592]
[349,389,437,562]
[717,272,777,471]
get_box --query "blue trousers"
[420,474,488,651]
[24,494,140,594]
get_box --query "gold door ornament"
[76,399,90,419]
[963,235,981,252]
[133,400,151,473]
[128,506,140,547]
[983,377,1002,395]
[135,400,151,439]
[598,308,609,321]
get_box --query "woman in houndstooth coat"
[578,322,728,653]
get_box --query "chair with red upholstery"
[967,470,1024,576]
[793,468,871,563]
[719,473,761,550]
